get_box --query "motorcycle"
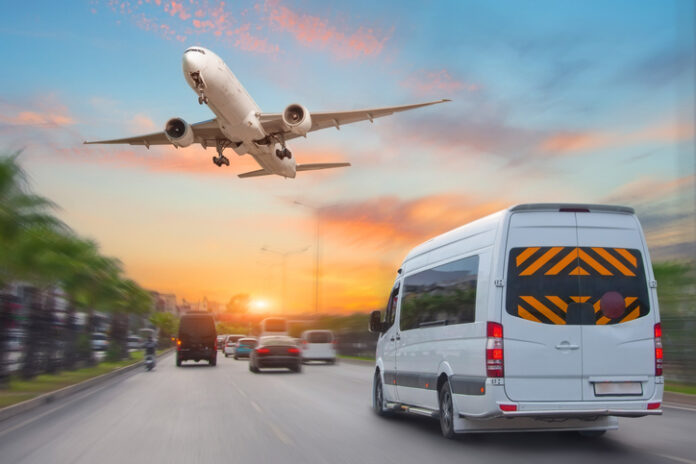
[144,354,156,371]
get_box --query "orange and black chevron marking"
[515,294,646,325]
[507,247,649,326]
[515,247,639,277]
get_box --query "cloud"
[603,175,695,207]
[0,97,76,127]
[538,120,695,155]
[261,0,390,58]
[401,69,478,97]
[318,194,508,252]
[129,114,157,132]
[616,47,694,88]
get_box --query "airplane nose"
[182,51,198,72]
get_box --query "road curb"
[337,357,374,366]
[0,349,174,423]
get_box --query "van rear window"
[179,316,216,337]
[506,247,650,325]
[306,332,333,343]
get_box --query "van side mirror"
[368,310,383,333]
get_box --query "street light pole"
[260,245,309,312]
[294,201,322,314]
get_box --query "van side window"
[506,247,650,325]
[400,255,479,331]
[383,284,399,331]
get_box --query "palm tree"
[0,153,63,384]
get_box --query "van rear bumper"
[491,408,661,419]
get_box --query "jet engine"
[164,117,194,147]
[281,104,312,136]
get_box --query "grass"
[0,350,168,409]
[338,354,375,362]
[665,382,696,395]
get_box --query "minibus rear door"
[575,212,655,401]
[503,211,583,402]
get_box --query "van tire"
[578,430,606,438]
[439,380,456,439]
[176,357,182,367]
[373,372,392,417]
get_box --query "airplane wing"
[83,118,228,147]
[258,99,450,141]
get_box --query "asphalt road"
[0,352,694,464]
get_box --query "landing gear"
[198,95,209,105]
[212,139,231,167]
[275,147,292,160]
[190,71,208,105]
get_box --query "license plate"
[594,382,643,396]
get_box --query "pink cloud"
[0,98,76,127]
[262,0,390,58]
[401,69,478,96]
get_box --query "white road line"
[250,401,262,413]
[664,404,696,413]
[652,453,696,464]
[269,422,293,446]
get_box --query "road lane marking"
[250,401,262,413]
[664,404,696,413]
[652,453,696,464]
[269,422,293,446]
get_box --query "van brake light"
[654,323,663,376]
[486,322,504,378]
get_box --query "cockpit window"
[506,247,650,325]
[185,48,206,55]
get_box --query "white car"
[370,203,663,438]
[301,330,337,364]
[223,334,246,357]
[91,332,108,351]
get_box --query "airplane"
[85,46,450,179]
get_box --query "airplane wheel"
[203,96,209,104]
[198,96,203,105]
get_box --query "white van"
[369,204,663,438]
[259,317,288,338]
[301,330,337,364]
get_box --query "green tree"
[150,312,179,348]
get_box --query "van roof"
[402,203,634,265]
[510,203,634,214]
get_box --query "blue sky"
[1,0,694,311]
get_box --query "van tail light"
[647,402,661,410]
[486,322,504,378]
[256,347,270,355]
[654,323,663,376]
[499,403,517,412]
[176,339,181,350]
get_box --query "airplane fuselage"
[182,47,297,177]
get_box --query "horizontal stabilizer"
[238,168,272,178]
[296,162,351,172]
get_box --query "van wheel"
[373,372,392,417]
[578,430,606,438]
[176,357,182,367]
[439,380,456,439]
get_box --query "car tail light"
[654,323,663,376]
[499,403,517,412]
[648,402,661,410]
[256,347,270,355]
[288,347,300,354]
[486,322,504,378]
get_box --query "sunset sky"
[1,0,694,313]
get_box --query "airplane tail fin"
[238,163,351,179]
[296,162,351,172]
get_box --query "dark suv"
[176,312,217,367]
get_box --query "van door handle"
[395,335,401,341]
[555,343,580,350]
[390,336,395,341]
